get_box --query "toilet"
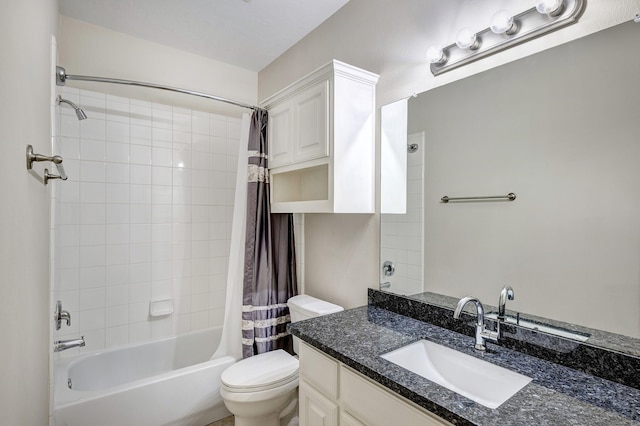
[220,295,343,426]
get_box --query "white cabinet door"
[340,367,452,426]
[299,380,339,426]
[339,411,367,426]
[268,100,294,168]
[293,80,329,164]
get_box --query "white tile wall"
[380,133,424,295]
[53,87,240,354]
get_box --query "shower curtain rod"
[56,66,264,112]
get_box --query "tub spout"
[55,336,85,352]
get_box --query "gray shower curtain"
[242,109,298,358]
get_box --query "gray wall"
[408,21,640,337]
[258,0,636,313]
[0,0,59,423]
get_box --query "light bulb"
[455,27,480,50]
[490,10,518,35]
[426,46,446,64]
[536,0,564,16]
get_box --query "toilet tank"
[287,295,343,354]
[288,295,343,323]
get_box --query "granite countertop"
[289,305,640,426]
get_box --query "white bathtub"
[54,327,237,426]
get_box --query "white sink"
[381,340,532,409]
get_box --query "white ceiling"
[59,0,351,72]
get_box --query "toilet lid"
[221,350,299,391]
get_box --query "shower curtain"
[211,114,251,361]
[242,109,298,358]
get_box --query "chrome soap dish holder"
[26,144,68,184]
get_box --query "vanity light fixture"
[536,0,565,17]
[429,0,585,76]
[455,27,480,50]
[426,46,447,64]
[490,10,518,35]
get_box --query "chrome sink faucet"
[54,336,85,352]
[453,297,498,351]
[498,286,514,322]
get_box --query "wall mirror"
[379,20,640,342]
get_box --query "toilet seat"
[221,350,299,393]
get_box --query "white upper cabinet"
[293,80,329,164]
[261,60,378,213]
[268,101,294,167]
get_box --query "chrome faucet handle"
[55,300,71,330]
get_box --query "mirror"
[380,20,640,341]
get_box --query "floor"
[206,415,235,426]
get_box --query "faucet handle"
[55,300,71,330]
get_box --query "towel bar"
[441,193,516,203]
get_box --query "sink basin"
[381,340,532,409]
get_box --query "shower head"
[75,107,88,121]
[56,95,87,120]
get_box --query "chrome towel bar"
[26,144,68,184]
[441,193,516,203]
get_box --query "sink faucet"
[54,336,85,352]
[498,286,514,322]
[453,297,498,351]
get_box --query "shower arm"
[56,95,87,120]
[56,66,265,112]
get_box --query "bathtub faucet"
[54,336,85,352]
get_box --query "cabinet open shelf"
[262,60,378,213]
[271,163,331,213]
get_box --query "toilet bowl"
[220,350,299,426]
[220,295,343,426]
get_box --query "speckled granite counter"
[289,305,640,426]
[369,289,640,390]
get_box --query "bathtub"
[54,327,237,426]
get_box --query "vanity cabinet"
[261,60,378,213]
[299,380,339,426]
[298,342,452,426]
